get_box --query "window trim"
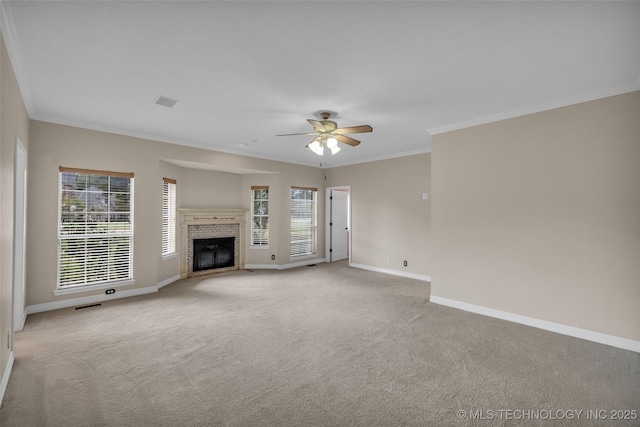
[162,177,177,258]
[290,186,318,258]
[57,167,134,291]
[250,186,270,248]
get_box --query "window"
[162,178,177,256]
[251,186,269,246]
[58,167,134,289]
[290,187,317,257]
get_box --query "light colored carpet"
[1,261,638,426]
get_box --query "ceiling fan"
[277,112,373,156]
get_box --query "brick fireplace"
[178,208,248,278]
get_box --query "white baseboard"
[429,295,640,353]
[19,310,27,332]
[157,275,181,289]
[0,351,14,408]
[26,284,159,316]
[245,258,327,271]
[350,263,431,282]
[11,308,26,333]
[25,276,185,316]
[244,264,279,270]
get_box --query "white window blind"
[251,186,269,246]
[290,187,317,257]
[58,167,134,288]
[162,178,177,256]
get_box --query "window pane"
[61,172,77,187]
[88,174,108,190]
[110,176,130,192]
[113,195,131,226]
[260,216,268,230]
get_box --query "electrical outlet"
[403,260,408,267]
[271,254,276,261]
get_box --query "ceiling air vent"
[155,96,178,108]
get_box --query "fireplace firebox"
[193,237,235,272]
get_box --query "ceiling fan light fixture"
[279,111,372,155]
[308,140,324,156]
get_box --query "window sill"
[162,252,177,261]
[250,245,270,250]
[54,279,136,296]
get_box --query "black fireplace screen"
[193,237,235,272]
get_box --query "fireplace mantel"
[178,208,248,278]
[178,208,248,226]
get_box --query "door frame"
[325,185,351,264]
[13,137,28,333]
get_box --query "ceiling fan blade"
[276,132,318,137]
[335,134,361,146]
[334,125,373,135]
[307,119,327,133]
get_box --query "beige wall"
[26,121,325,307]
[326,153,431,277]
[431,92,640,342]
[1,33,31,393]
[179,168,243,209]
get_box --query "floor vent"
[75,303,102,310]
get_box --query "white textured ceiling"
[3,1,640,168]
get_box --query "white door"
[13,138,27,332]
[330,190,349,261]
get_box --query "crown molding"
[31,112,324,169]
[323,146,432,169]
[428,82,640,136]
[1,1,34,115]
[32,111,432,170]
